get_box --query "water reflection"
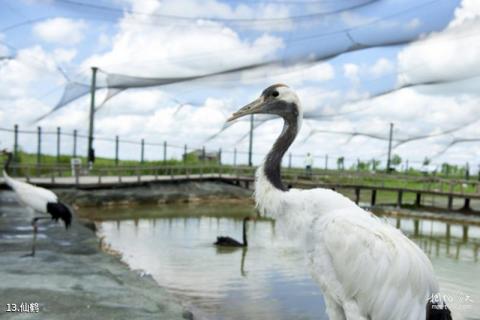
[87,204,480,320]
[214,246,248,277]
[378,214,480,263]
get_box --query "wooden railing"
[4,163,480,196]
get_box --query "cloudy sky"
[1,0,479,170]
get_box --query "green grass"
[7,151,220,177]
[14,151,200,166]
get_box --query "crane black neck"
[263,110,299,191]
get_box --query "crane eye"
[272,91,279,97]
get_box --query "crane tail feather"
[46,202,73,229]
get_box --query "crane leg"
[21,217,50,258]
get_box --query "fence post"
[56,126,61,164]
[288,153,292,169]
[73,129,77,158]
[13,124,18,175]
[115,135,119,166]
[37,126,42,167]
[465,162,470,180]
[234,148,237,167]
[141,139,145,163]
[184,144,187,164]
[163,141,167,163]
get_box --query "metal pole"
[163,141,167,163]
[386,122,394,173]
[184,144,187,164]
[13,123,18,159]
[248,114,254,166]
[218,148,222,165]
[56,126,61,163]
[73,129,77,158]
[13,124,18,175]
[465,162,470,180]
[288,153,292,169]
[87,66,98,168]
[325,154,328,170]
[202,146,206,165]
[234,148,237,167]
[115,135,119,166]
[141,139,145,163]
[37,126,42,165]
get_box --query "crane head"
[227,84,302,123]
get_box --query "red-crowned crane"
[2,150,72,256]
[227,84,452,320]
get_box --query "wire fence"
[0,125,477,181]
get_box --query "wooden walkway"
[0,173,233,188]
[1,172,479,213]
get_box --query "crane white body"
[255,167,439,319]
[3,170,57,214]
[228,84,449,319]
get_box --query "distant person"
[304,152,313,177]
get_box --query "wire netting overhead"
[35,0,462,117]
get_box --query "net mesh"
[4,0,475,158]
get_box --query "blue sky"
[1,0,479,170]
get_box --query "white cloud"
[81,3,284,78]
[127,0,294,31]
[96,33,111,50]
[236,61,335,88]
[53,48,77,63]
[448,0,480,28]
[343,63,359,83]
[397,22,480,86]
[92,91,232,152]
[398,0,480,87]
[369,58,394,77]
[0,46,61,100]
[33,18,87,45]
[303,63,335,82]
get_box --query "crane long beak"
[227,97,264,122]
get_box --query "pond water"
[81,203,480,320]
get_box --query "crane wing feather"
[3,171,57,213]
[321,211,438,319]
